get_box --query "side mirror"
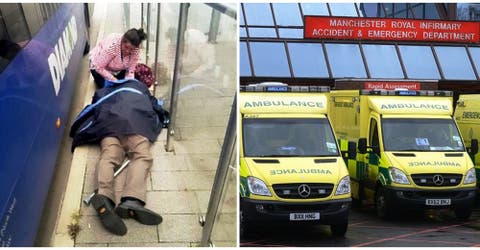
[471,139,479,154]
[348,141,357,159]
[358,138,367,154]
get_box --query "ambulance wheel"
[375,187,393,219]
[454,207,472,220]
[240,208,250,239]
[351,197,362,209]
[330,222,348,237]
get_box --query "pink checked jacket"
[89,33,140,81]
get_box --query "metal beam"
[166,3,189,152]
[205,3,236,20]
[200,96,237,247]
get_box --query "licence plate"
[289,212,320,221]
[425,199,451,206]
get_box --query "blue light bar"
[360,89,452,97]
[397,90,417,96]
[266,86,288,92]
[240,83,330,93]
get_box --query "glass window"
[186,4,212,34]
[240,42,251,76]
[279,28,303,39]
[399,45,439,79]
[248,28,276,38]
[250,42,290,77]
[243,118,339,157]
[38,4,47,22]
[369,118,379,149]
[405,3,414,18]
[356,3,364,17]
[457,3,480,21]
[243,3,274,26]
[301,3,329,16]
[240,27,246,37]
[362,44,404,78]
[435,46,476,80]
[411,3,424,18]
[468,47,480,77]
[21,3,44,36]
[272,3,302,26]
[0,14,8,40]
[0,4,28,73]
[288,43,329,78]
[0,4,30,44]
[45,4,53,18]
[384,3,394,17]
[382,118,464,152]
[329,3,358,17]
[425,3,439,19]
[359,3,382,17]
[325,43,366,78]
[393,3,408,18]
[48,4,59,18]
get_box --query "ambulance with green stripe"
[329,89,476,220]
[239,83,351,238]
[454,94,480,191]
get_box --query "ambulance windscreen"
[242,118,339,157]
[382,118,465,152]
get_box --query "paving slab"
[75,215,158,244]
[76,243,109,247]
[109,242,189,247]
[151,154,189,172]
[146,191,201,214]
[173,139,222,154]
[210,212,237,241]
[182,171,216,190]
[158,214,202,242]
[151,171,186,191]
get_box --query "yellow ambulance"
[454,94,480,191]
[329,89,476,220]
[239,83,351,238]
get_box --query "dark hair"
[122,28,147,47]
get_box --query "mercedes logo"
[432,174,444,186]
[298,184,311,198]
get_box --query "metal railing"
[200,96,237,247]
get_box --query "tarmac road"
[240,200,480,247]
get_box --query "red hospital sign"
[304,16,480,43]
[364,82,420,90]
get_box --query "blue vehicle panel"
[0,4,87,246]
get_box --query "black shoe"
[115,200,163,225]
[91,194,127,235]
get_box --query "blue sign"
[397,90,418,96]
[266,86,288,92]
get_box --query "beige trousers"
[97,135,153,204]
